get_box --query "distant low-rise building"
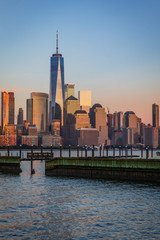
[21,125,38,146]
[63,110,91,146]
[144,126,158,148]
[112,130,123,146]
[22,136,38,146]
[76,128,98,146]
[51,120,60,136]
[123,128,134,146]
[0,124,17,146]
[42,134,62,147]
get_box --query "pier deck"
[45,157,160,182]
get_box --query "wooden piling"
[92,145,94,158]
[77,145,79,158]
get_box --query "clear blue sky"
[0,0,160,124]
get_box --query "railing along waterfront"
[0,145,159,160]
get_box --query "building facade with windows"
[152,103,159,128]
[49,32,65,128]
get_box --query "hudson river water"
[0,151,160,239]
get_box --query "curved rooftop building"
[123,111,137,128]
[89,103,103,128]
[124,111,135,115]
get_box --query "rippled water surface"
[0,161,160,239]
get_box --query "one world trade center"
[49,31,65,129]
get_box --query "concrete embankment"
[0,157,22,174]
[45,157,160,182]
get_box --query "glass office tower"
[1,92,15,132]
[152,103,159,128]
[49,32,65,128]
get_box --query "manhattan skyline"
[0,0,160,124]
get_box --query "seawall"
[0,157,22,174]
[45,157,160,182]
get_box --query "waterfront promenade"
[0,146,160,182]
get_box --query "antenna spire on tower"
[56,30,58,54]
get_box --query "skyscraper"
[65,83,75,100]
[118,111,123,130]
[107,113,113,140]
[64,96,80,116]
[17,108,23,125]
[8,92,14,124]
[123,111,137,129]
[113,111,118,130]
[49,31,65,128]
[89,104,108,145]
[1,92,15,131]
[78,90,91,113]
[26,99,33,124]
[1,92,9,131]
[152,103,159,128]
[26,92,49,132]
[123,111,138,145]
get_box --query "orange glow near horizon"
[0,88,35,93]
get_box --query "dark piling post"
[77,145,79,158]
[92,145,94,158]
[119,146,121,157]
[69,145,71,158]
[99,145,102,157]
[81,147,83,157]
[141,146,143,158]
[125,146,128,158]
[103,145,105,157]
[106,146,108,157]
[51,144,53,156]
[151,146,153,158]
[60,145,62,158]
[41,144,43,159]
[85,146,87,158]
[131,145,133,158]
[31,145,35,174]
[146,147,149,159]
[113,146,115,158]
[19,144,22,159]
[8,144,10,157]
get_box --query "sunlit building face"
[65,84,75,100]
[1,92,14,132]
[27,92,49,133]
[49,51,65,128]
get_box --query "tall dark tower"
[152,103,159,128]
[17,108,23,125]
[49,31,65,129]
[8,92,15,124]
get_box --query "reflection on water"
[0,160,160,239]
